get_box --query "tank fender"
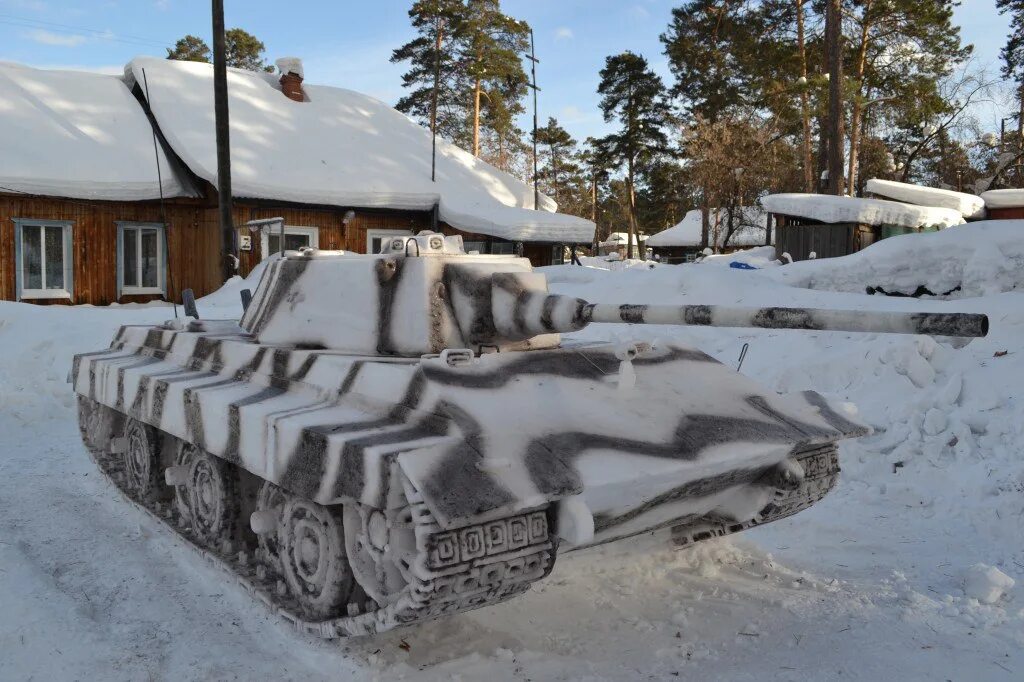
[395,438,583,530]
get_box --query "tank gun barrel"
[579,303,989,338]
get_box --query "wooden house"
[1,58,594,306]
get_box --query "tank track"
[670,444,840,548]
[77,398,555,638]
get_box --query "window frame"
[365,229,414,254]
[117,222,167,297]
[260,225,319,259]
[14,218,74,301]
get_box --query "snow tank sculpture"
[71,232,988,637]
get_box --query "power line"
[0,13,173,49]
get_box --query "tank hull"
[71,318,865,635]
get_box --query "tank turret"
[241,231,988,356]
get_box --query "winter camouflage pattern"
[71,232,988,636]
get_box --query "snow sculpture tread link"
[71,232,987,637]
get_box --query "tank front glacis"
[72,230,880,637]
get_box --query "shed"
[980,189,1024,220]
[647,207,769,263]
[761,194,964,262]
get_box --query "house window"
[366,229,413,254]
[261,226,319,258]
[490,241,515,255]
[463,240,487,254]
[14,219,73,300]
[551,244,566,265]
[118,223,166,295]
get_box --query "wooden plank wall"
[773,216,881,262]
[2,192,561,305]
[0,195,220,305]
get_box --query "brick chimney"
[275,57,305,102]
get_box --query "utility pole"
[825,0,845,195]
[212,0,236,281]
[430,15,443,182]
[525,28,540,210]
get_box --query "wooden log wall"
[2,192,562,306]
[0,194,220,305]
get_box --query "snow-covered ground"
[2,227,1022,680]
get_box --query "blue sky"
[0,0,1014,141]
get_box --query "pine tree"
[225,28,274,73]
[596,52,671,260]
[661,1,756,122]
[391,0,469,143]
[392,0,530,158]
[535,117,580,205]
[167,35,210,63]
[998,0,1024,149]
[462,0,530,157]
[166,29,273,72]
[842,0,971,193]
[580,138,613,250]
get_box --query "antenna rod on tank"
[142,67,178,320]
[212,0,237,282]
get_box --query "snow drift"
[768,220,1024,297]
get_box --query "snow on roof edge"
[864,179,985,219]
[761,193,964,229]
[980,189,1024,209]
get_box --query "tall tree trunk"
[846,1,872,196]
[627,158,638,260]
[797,0,814,192]
[473,77,482,157]
[1017,85,1024,184]
[825,0,845,195]
[552,147,560,203]
[591,172,598,254]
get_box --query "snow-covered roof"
[600,231,647,246]
[761,193,964,230]
[980,189,1024,209]
[865,179,985,220]
[647,207,768,248]
[0,61,193,201]
[126,57,594,243]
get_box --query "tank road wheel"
[171,443,199,523]
[187,452,240,546]
[278,496,354,619]
[343,504,416,606]
[123,419,161,499]
[254,482,287,572]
